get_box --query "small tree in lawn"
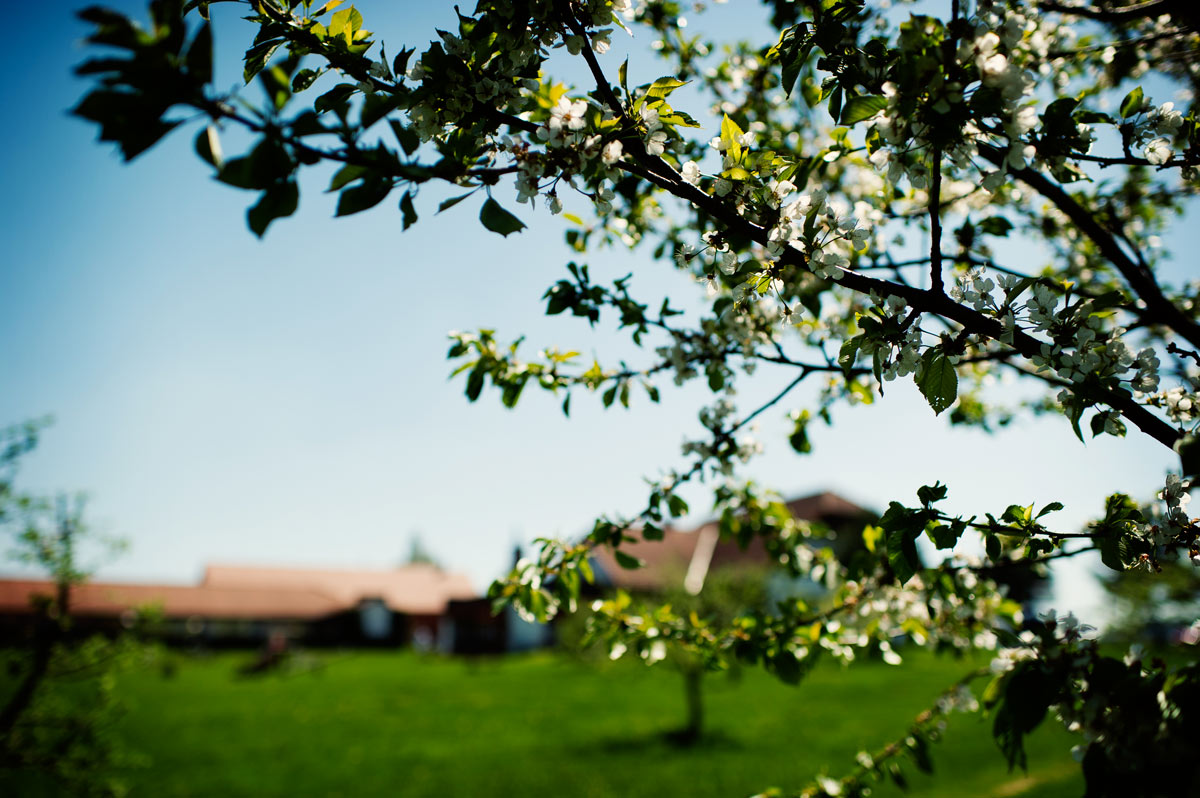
[74,1,1200,794]
[655,563,770,744]
[0,422,137,796]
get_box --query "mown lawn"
[60,647,1085,798]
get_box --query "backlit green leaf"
[479,198,526,237]
[917,350,958,415]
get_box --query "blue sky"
[0,2,1183,622]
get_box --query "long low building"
[0,563,477,649]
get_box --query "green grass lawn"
[37,646,1083,798]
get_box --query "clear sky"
[0,2,1185,624]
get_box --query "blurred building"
[0,562,476,649]
[446,491,876,655]
[588,491,875,602]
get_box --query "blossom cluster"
[1147,385,1199,424]
[1133,98,1186,165]
[860,293,924,383]
[680,398,762,473]
[1159,473,1192,525]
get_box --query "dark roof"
[590,491,871,592]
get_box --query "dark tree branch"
[1047,27,1192,58]
[930,148,945,294]
[980,145,1200,353]
[1038,0,1169,22]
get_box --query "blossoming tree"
[74,0,1200,794]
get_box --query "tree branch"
[980,145,1200,353]
[1037,0,1170,22]
[930,148,945,294]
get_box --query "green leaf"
[243,39,283,85]
[1003,277,1036,303]
[613,549,644,570]
[928,522,963,550]
[501,379,526,408]
[720,114,745,162]
[909,734,933,774]
[400,190,417,230]
[361,93,400,129]
[292,68,322,93]
[978,216,1013,237]
[328,164,367,192]
[335,178,392,216]
[329,6,364,42]
[789,410,812,454]
[186,21,213,83]
[917,350,958,415]
[667,494,688,518]
[465,365,485,401]
[437,192,476,213]
[479,198,526,237]
[839,95,886,125]
[215,138,293,191]
[993,663,1056,770]
[247,181,299,238]
[1036,502,1064,519]
[917,483,948,506]
[1119,86,1144,118]
[886,526,920,585]
[388,120,420,155]
[862,524,883,554]
[769,24,810,98]
[659,110,702,128]
[986,533,1002,561]
[645,76,689,100]
[642,522,663,541]
[260,65,292,111]
[838,336,860,376]
[314,84,357,115]
[771,650,805,685]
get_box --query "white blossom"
[1144,137,1173,165]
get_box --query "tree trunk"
[682,666,703,742]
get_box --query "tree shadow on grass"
[571,726,745,755]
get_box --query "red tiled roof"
[591,491,871,592]
[0,564,478,621]
[0,579,341,620]
[203,563,477,615]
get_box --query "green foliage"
[478,198,526,237]
[839,94,886,126]
[71,0,1200,794]
[916,350,958,416]
[0,423,141,797]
